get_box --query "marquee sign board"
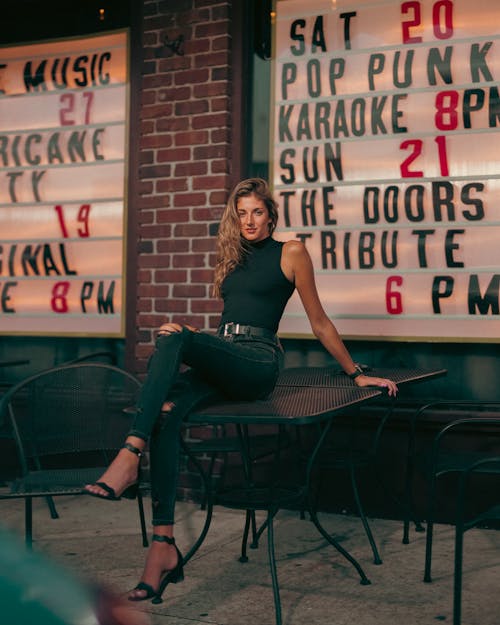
[0,31,129,336]
[272,0,499,341]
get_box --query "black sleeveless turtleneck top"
[220,237,295,333]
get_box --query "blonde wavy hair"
[213,178,279,298]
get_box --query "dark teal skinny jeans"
[129,327,283,525]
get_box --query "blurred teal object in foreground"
[0,525,97,624]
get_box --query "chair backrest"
[0,363,141,474]
[59,351,118,366]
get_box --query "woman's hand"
[157,323,200,336]
[354,374,398,397]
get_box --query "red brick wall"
[134,0,235,373]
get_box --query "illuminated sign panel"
[273,0,499,341]
[0,31,128,336]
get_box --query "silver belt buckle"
[223,322,240,336]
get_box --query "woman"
[84,178,398,603]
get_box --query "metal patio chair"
[0,362,148,549]
[404,402,500,582]
[453,455,500,625]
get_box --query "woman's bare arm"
[281,240,398,396]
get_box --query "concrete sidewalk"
[1,495,499,625]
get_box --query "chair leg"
[249,510,260,548]
[253,510,276,550]
[424,475,438,583]
[136,491,148,548]
[453,518,465,625]
[25,497,33,549]
[402,414,426,543]
[240,510,253,562]
[424,520,435,582]
[45,496,59,519]
[267,508,282,625]
[402,502,425,544]
[238,511,261,562]
[200,452,218,511]
[402,467,425,545]
[350,464,382,565]
[402,425,414,545]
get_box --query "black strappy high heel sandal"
[85,442,142,501]
[128,535,185,604]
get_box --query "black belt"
[218,322,277,342]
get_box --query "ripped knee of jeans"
[153,401,177,433]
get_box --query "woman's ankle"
[151,525,174,539]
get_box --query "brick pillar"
[135,0,234,373]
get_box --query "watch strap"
[347,365,364,379]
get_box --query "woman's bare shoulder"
[282,239,307,255]
[282,239,311,264]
